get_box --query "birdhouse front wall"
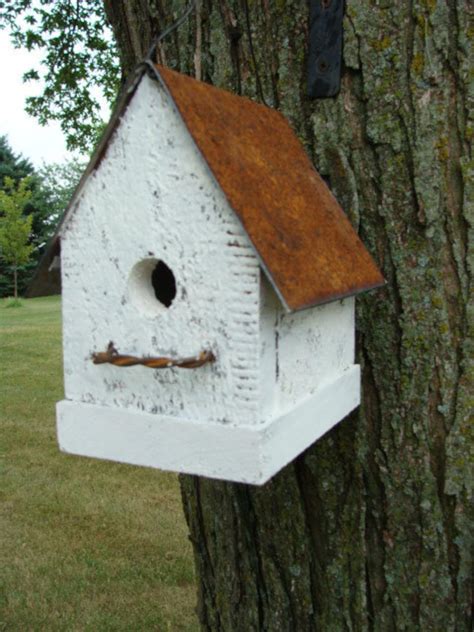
[60,75,267,426]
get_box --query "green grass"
[3,298,24,309]
[0,296,198,631]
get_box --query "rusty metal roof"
[156,65,384,311]
[28,64,383,307]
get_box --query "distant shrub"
[4,297,24,308]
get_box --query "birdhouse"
[31,65,384,485]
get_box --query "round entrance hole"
[151,260,176,307]
[127,258,177,317]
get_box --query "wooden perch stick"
[92,342,215,369]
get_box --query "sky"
[0,30,79,167]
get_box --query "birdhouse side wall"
[59,75,263,426]
[276,296,355,412]
[258,275,355,418]
[260,274,355,419]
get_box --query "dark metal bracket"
[308,0,344,98]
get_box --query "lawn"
[0,296,198,631]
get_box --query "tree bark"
[103,1,472,630]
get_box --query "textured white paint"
[276,296,355,412]
[58,73,360,482]
[259,275,278,419]
[258,277,355,419]
[61,75,261,425]
[57,365,359,485]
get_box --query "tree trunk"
[13,264,18,299]
[103,1,472,629]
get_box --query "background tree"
[0,137,84,297]
[2,2,472,630]
[0,134,33,182]
[0,176,34,298]
[0,0,119,153]
[0,136,49,296]
[37,160,86,236]
[0,136,45,243]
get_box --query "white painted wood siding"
[61,75,261,425]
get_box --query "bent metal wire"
[92,342,215,370]
[145,0,197,63]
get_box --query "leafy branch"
[0,0,120,153]
[0,176,34,298]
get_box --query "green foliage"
[0,176,34,297]
[37,159,86,233]
[0,132,33,182]
[0,177,34,264]
[3,297,24,308]
[0,0,120,153]
[0,136,83,297]
[0,135,52,249]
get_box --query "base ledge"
[57,365,360,485]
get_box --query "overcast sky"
[0,30,79,167]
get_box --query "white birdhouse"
[30,65,384,485]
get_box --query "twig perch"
[92,342,215,369]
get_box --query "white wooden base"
[57,366,360,485]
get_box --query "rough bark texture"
[103,1,473,630]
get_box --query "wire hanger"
[145,1,197,64]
